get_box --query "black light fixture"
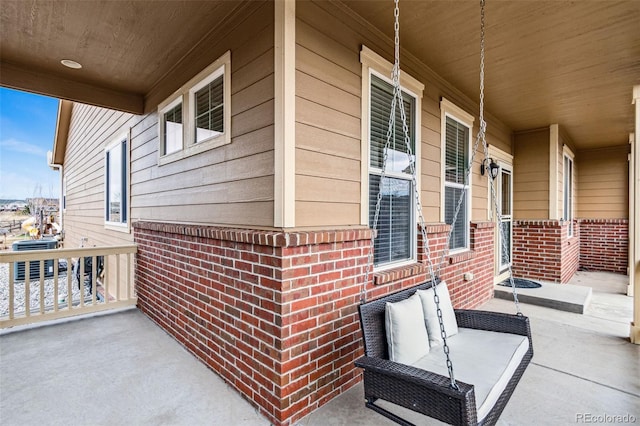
[481,158,500,179]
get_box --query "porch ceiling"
[342,0,640,149]
[1,1,639,150]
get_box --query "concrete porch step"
[494,281,592,314]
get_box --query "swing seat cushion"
[411,328,529,421]
[356,281,533,425]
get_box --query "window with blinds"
[369,74,415,267]
[194,75,224,143]
[157,51,230,163]
[444,116,470,251]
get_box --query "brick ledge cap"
[133,221,372,247]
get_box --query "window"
[161,99,182,155]
[105,135,128,226]
[563,153,574,236]
[440,99,474,252]
[192,72,224,143]
[158,51,230,163]
[369,75,416,267]
[360,46,424,270]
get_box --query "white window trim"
[563,145,575,237]
[440,98,475,253]
[158,51,231,166]
[104,131,131,233]
[360,45,424,271]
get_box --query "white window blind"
[444,116,469,250]
[369,75,415,267]
[194,75,224,143]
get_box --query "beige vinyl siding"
[63,3,276,236]
[294,1,512,228]
[64,102,135,248]
[513,128,550,219]
[131,4,275,228]
[577,146,629,218]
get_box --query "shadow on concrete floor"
[1,272,637,426]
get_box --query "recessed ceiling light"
[61,59,82,69]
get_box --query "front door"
[498,166,513,274]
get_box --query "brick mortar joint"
[133,221,372,247]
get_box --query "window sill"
[448,250,473,265]
[158,135,230,166]
[105,222,131,234]
[374,263,426,286]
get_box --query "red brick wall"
[133,221,494,425]
[513,219,627,283]
[513,220,563,282]
[561,221,580,283]
[578,219,628,274]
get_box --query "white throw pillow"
[417,281,459,347]
[385,293,430,364]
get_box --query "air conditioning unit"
[13,239,58,281]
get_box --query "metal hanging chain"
[391,0,459,390]
[360,0,403,304]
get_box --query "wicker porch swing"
[355,1,533,425]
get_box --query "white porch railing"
[0,245,137,329]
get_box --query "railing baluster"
[79,257,85,308]
[9,262,15,320]
[39,260,45,315]
[53,258,59,312]
[66,257,72,311]
[91,255,97,305]
[104,254,110,304]
[25,261,30,317]
[116,254,121,302]
[127,252,132,299]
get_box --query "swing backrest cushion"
[385,293,430,364]
[359,281,437,359]
[417,281,459,347]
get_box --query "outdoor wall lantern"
[481,158,500,179]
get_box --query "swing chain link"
[362,0,521,391]
[396,0,459,390]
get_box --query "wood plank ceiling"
[1,0,639,150]
[342,0,640,149]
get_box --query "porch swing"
[354,1,533,425]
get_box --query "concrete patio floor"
[1,271,638,426]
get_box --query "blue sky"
[0,87,60,200]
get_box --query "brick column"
[513,219,579,283]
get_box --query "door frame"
[487,146,514,284]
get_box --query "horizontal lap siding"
[131,5,275,228]
[295,14,361,227]
[513,129,550,219]
[577,146,629,219]
[294,1,512,228]
[64,2,276,245]
[64,103,135,248]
